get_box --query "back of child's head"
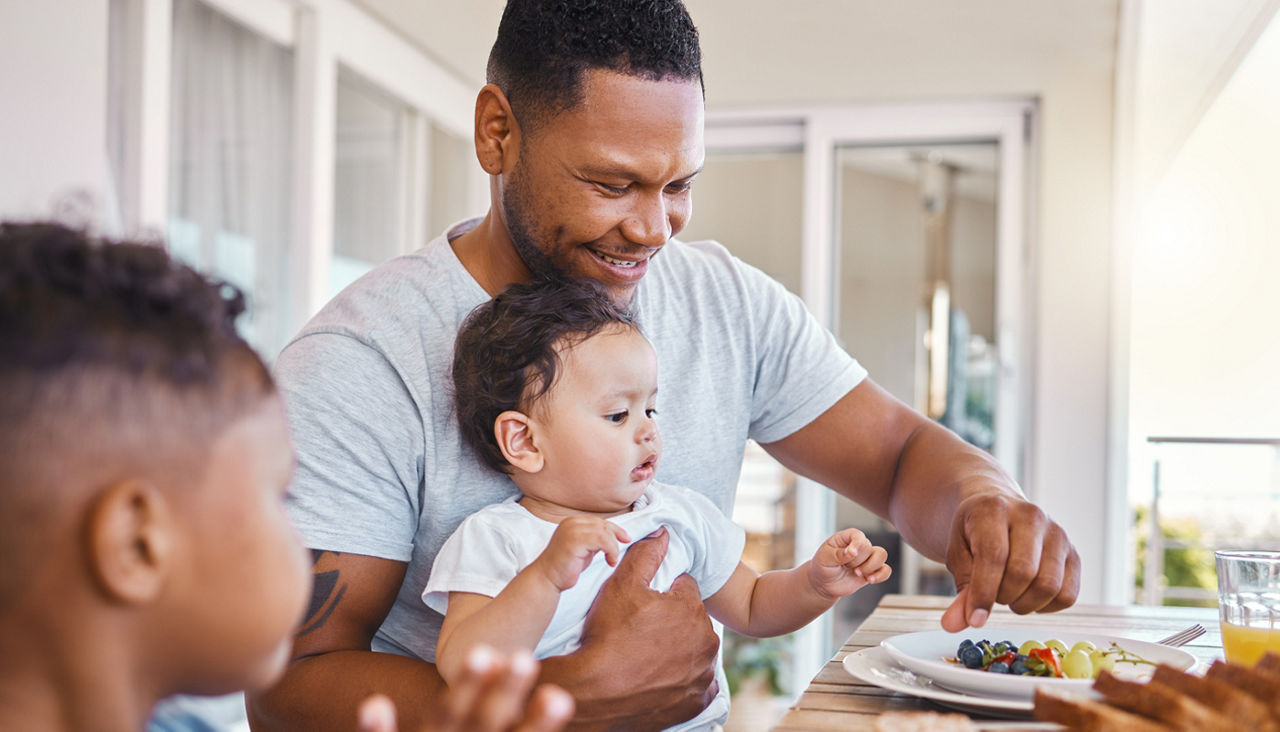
[452,276,639,473]
[0,221,275,616]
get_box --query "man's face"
[498,69,705,304]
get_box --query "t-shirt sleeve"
[422,513,523,614]
[275,331,424,561]
[678,489,747,599]
[734,256,868,443]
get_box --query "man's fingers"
[666,571,703,602]
[996,512,1046,606]
[469,651,541,732]
[940,587,970,632]
[1034,545,1082,614]
[610,526,669,587]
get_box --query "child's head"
[453,277,661,514]
[0,223,309,716]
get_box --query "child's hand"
[532,516,631,591]
[808,527,892,600]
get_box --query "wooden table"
[772,594,1221,730]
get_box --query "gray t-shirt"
[275,218,866,661]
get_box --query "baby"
[0,221,570,732]
[428,276,891,729]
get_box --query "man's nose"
[621,191,672,249]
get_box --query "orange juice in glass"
[1215,550,1280,666]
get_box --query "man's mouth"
[589,247,655,269]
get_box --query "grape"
[1062,649,1093,679]
[1045,639,1069,657]
[1070,640,1097,655]
[1017,640,1046,655]
[1089,649,1116,678]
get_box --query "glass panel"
[831,142,1001,643]
[681,148,803,722]
[331,67,407,298]
[168,0,293,358]
[428,122,476,240]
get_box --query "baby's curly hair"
[452,277,639,473]
[487,0,703,132]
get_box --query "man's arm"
[761,379,1081,631]
[248,534,720,732]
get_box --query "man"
[247,1,1080,729]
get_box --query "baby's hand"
[532,516,631,591]
[808,527,892,600]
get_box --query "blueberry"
[958,645,984,669]
[988,661,1011,674]
[958,639,975,650]
[1010,660,1030,675]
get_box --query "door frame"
[705,100,1037,690]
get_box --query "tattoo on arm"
[299,549,346,636]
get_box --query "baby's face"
[163,394,311,694]
[526,325,662,513]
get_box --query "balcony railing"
[1141,436,1280,606]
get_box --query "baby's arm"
[704,528,890,638]
[434,516,630,684]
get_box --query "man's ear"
[474,83,521,176]
[84,479,173,605]
[495,410,543,474]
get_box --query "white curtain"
[330,68,404,300]
[168,0,293,359]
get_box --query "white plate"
[880,627,1197,701]
[841,646,1035,719]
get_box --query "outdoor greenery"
[1132,504,1217,608]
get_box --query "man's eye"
[666,181,694,194]
[597,182,629,195]
[607,411,628,423]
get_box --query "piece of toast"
[1092,670,1234,732]
[1203,659,1280,719]
[1258,651,1280,675]
[1149,664,1277,731]
[1032,687,1170,731]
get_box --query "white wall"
[0,1,113,224]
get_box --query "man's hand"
[940,492,1081,632]
[541,527,719,730]
[357,647,573,732]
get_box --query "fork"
[1155,623,1207,647]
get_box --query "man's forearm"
[886,420,1023,560]
[247,650,447,732]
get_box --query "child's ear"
[85,479,173,605]
[494,410,543,473]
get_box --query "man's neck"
[449,212,533,297]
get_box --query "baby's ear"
[85,479,172,605]
[494,410,543,474]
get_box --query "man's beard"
[502,162,562,281]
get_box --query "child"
[0,221,571,732]
[428,277,892,730]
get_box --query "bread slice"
[1091,670,1233,731]
[1256,650,1280,675]
[1033,687,1170,731]
[1204,659,1280,719]
[1149,664,1277,731]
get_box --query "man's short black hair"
[452,277,639,473]
[487,0,703,131]
[0,221,274,609]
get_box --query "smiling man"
[247,2,1080,730]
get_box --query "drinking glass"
[1215,550,1280,666]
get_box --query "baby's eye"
[606,411,628,424]
[645,408,658,419]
